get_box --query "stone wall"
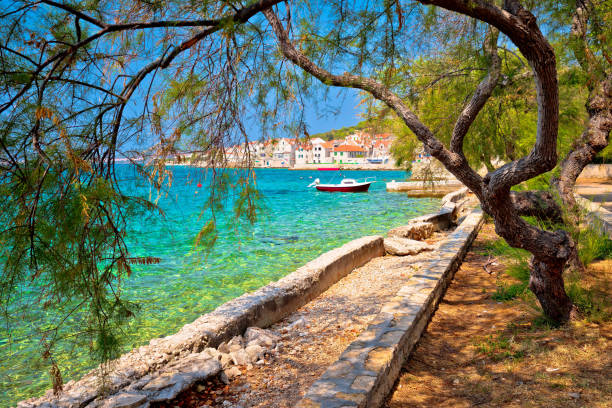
[296,207,484,408]
[576,164,612,182]
[18,237,384,407]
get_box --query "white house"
[271,138,296,167]
[332,142,366,164]
[294,142,312,165]
[311,139,333,164]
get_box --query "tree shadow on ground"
[385,223,612,408]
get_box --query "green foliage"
[310,119,386,141]
[576,225,612,266]
[492,282,528,302]
[474,334,525,361]
[565,281,611,322]
[485,238,531,302]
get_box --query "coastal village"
[171,132,404,169]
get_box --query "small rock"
[204,347,220,358]
[230,349,249,366]
[219,353,233,369]
[224,366,242,380]
[143,372,178,391]
[228,335,244,348]
[568,392,581,399]
[452,379,460,385]
[244,327,280,348]
[220,371,230,385]
[388,221,434,240]
[245,344,264,363]
[229,343,243,353]
[384,237,435,256]
[218,341,230,354]
[100,392,147,408]
[288,317,306,330]
[545,367,560,372]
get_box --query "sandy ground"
[385,223,612,408]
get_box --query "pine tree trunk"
[529,256,573,322]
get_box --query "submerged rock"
[384,237,435,256]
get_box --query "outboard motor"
[307,178,320,187]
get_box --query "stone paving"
[296,207,484,408]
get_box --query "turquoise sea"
[0,166,439,406]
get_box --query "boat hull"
[315,182,372,192]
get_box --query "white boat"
[308,177,375,192]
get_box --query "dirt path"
[385,223,612,408]
[158,231,450,408]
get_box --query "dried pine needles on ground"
[386,223,612,408]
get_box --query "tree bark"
[555,1,612,211]
[557,74,612,209]
[529,255,574,323]
[510,191,563,223]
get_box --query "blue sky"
[299,88,364,136]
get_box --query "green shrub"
[566,281,611,322]
[492,282,528,301]
[577,225,612,265]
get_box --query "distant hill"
[310,119,392,141]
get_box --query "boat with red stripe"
[308,177,375,192]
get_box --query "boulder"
[143,356,221,402]
[387,221,434,241]
[384,237,435,256]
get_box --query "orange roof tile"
[334,144,365,152]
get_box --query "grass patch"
[576,225,612,265]
[565,279,612,322]
[492,282,528,301]
[485,238,531,301]
[474,334,525,361]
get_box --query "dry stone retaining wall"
[296,206,484,408]
[576,195,612,239]
[18,237,384,408]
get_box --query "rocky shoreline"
[18,189,471,408]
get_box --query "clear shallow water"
[0,167,438,406]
